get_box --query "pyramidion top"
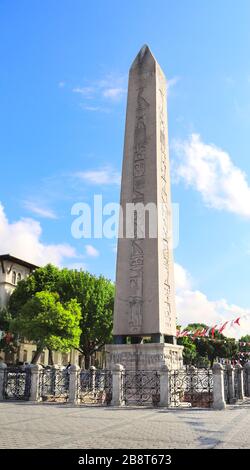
[130,44,166,80]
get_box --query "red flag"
[219,321,229,334]
[194,329,202,337]
[211,325,217,339]
[234,317,241,326]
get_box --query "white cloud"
[23,201,57,219]
[80,104,111,113]
[166,76,180,93]
[173,133,250,218]
[174,262,250,338]
[72,86,95,98]
[66,262,87,271]
[58,81,66,88]
[73,73,127,105]
[0,203,76,267]
[102,87,126,101]
[85,245,99,257]
[75,167,120,185]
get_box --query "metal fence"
[169,368,213,408]
[223,368,230,404]
[39,368,70,402]
[77,369,112,405]
[123,370,160,406]
[1,364,249,407]
[243,368,248,396]
[3,366,31,401]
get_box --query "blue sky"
[1,0,250,334]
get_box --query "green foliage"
[178,323,239,367]
[0,308,18,357]
[56,269,114,367]
[9,264,115,367]
[177,336,197,365]
[11,291,81,353]
[239,335,250,356]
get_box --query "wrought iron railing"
[38,368,69,401]
[77,369,112,405]
[234,368,239,400]
[169,368,213,408]
[243,368,248,397]
[123,370,160,406]
[3,366,31,401]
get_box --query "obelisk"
[106,45,183,370]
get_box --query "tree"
[9,264,115,368]
[56,269,114,368]
[178,323,239,367]
[238,335,250,365]
[177,336,197,365]
[11,291,81,364]
[0,309,19,361]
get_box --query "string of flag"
[176,313,250,340]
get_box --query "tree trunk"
[79,354,84,368]
[31,346,43,364]
[48,348,54,365]
[84,353,91,370]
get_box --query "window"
[17,273,22,282]
[12,271,16,285]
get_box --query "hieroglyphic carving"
[128,87,149,333]
[158,85,172,331]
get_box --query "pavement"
[0,400,249,449]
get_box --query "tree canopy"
[8,264,115,367]
[177,323,239,367]
[11,291,81,362]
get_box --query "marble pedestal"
[105,343,183,371]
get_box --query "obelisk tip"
[130,44,156,70]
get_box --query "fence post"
[29,364,42,401]
[0,362,7,401]
[235,364,244,400]
[159,365,169,407]
[226,364,235,404]
[111,363,124,406]
[212,363,226,410]
[69,364,80,404]
[244,362,250,397]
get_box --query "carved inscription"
[128,87,149,333]
[158,86,172,331]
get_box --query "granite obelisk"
[106,45,183,370]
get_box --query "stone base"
[105,343,183,371]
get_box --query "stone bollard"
[0,362,7,401]
[226,364,235,404]
[244,362,250,397]
[69,364,80,404]
[159,365,169,407]
[111,364,124,406]
[212,363,226,410]
[235,364,244,400]
[29,364,43,401]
